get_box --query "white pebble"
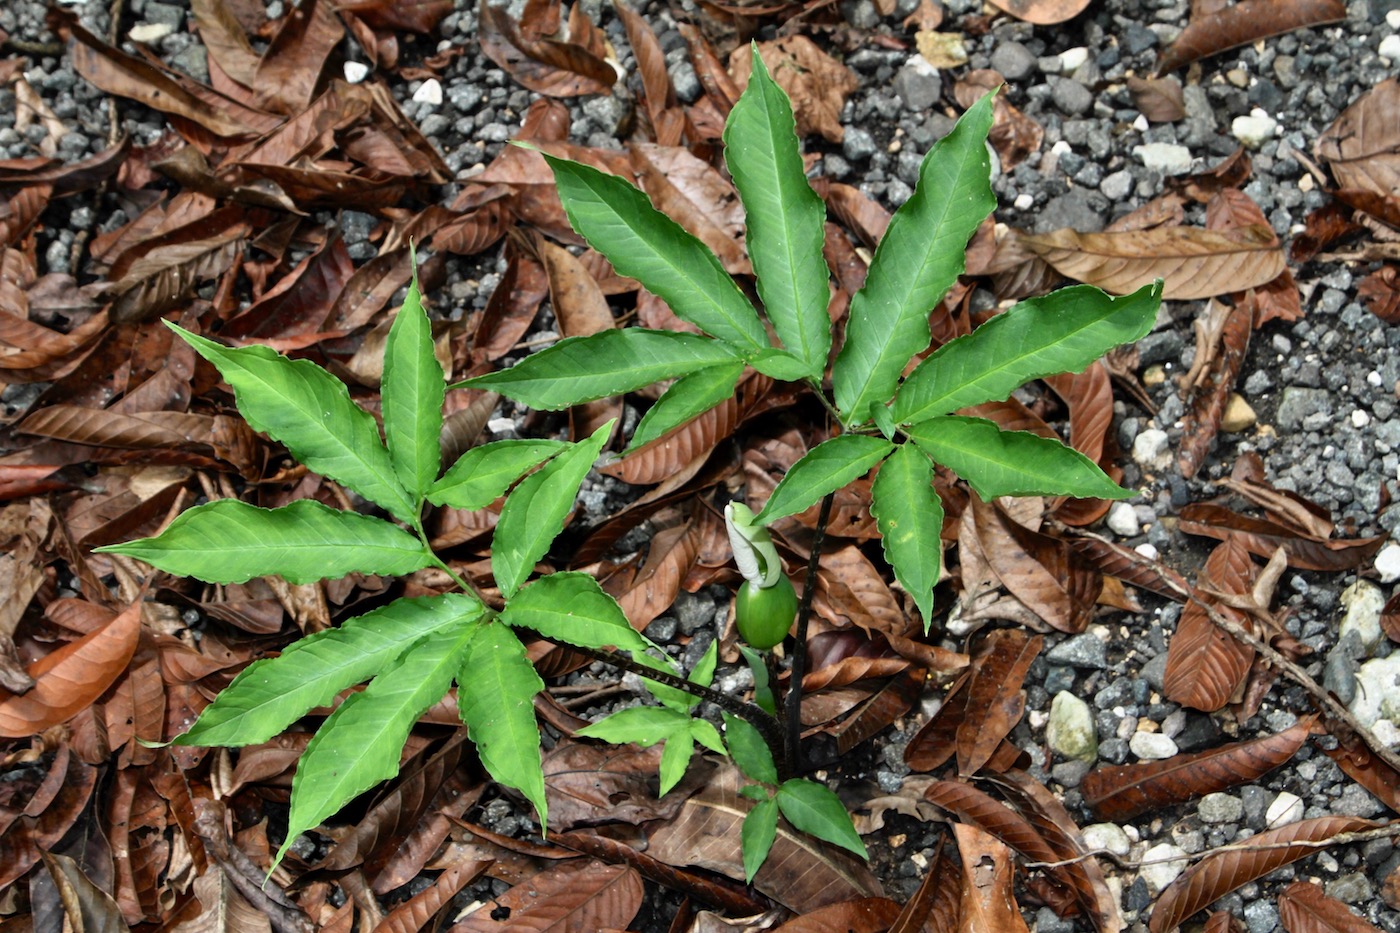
[1265,792,1304,828]
[1059,47,1090,71]
[1107,501,1140,537]
[487,417,518,435]
[1381,34,1400,62]
[1368,370,1384,387]
[1373,719,1400,747]
[1082,823,1132,857]
[1014,192,1034,210]
[1375,543,1400,583]
[1132,428,1172,470]
[1135,543,1160,560]
[1129,731,1178,760]
[1134,143,1194,175]
[1133,113,1149,132]
[1051,140,1072,156]
[1388,9,1400,27]
[413,78,443,105]
[1352,409,1372,428]
[1231,109,1278,149]
[344,61,370,83]
[1140,844,1189,894]
[129,22,174,42]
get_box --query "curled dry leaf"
[769,898,903,932]
[477,0,616,97]
[1279,881,1386,933]
[1079,716,1314,821]
[1127,76,1187,123]
[1162,534,1257,712]
[956,628,1042,776]
[1148,817,1378,933]
[728,37,859,143]
[1176,295,1253,480]
[1316,78,1400,199]
[972,496,1102,634]
[981,0,1090,25]
[454,859,643,932]
[1178,503,1386,572]
[951,823,1032,933]
[0,602,141,737]
[1358,265,1400,324]
[1155,0,1346,74]
[1018,224,1285,300]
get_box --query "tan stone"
[1221,393,1257,433]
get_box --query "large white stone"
[1351,656,1400,727]
[1375,543,1400,583]
[1107,501,1140,537]
[1338,580,1385,651]
[1047,691,1098,764]
[1133,429,1172,471]
[1082,823,1132,857]
[1266,792,1304,828]
[1380,34,1400,62]
[1140,843,1190,894]
[413,78,443,105]
[1231,110,1278,149]
[1134,143,1194,175]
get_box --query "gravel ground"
[4,0,1400,928]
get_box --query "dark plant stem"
[783,490,835,779]
[568,643,786,754]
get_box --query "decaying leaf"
[728,37,859,143]
[1156,0,1346,74]
[1162,535,1258,712]
[1279,881,1386,933]
[1316,79,1400,199]
[1127,76,1187,123]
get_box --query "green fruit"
[735,575,798,650]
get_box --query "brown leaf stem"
[785,490,836,779]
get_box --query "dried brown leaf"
[956,629,1042,776]
[1316,78,1400,199]
[543,742,706,831]
[1127,76,1187,122]
[1163,535,1257,711]
[1359,265,1400,324]
[1279,881,1385,933]
[1018,224,1286,300]
[1178,503,1386,571]
[925,780,1060,862]
[1080,717,1313,821]
[1156,0,1346,74]
[478,0,616,97]
[1177,296,1253,479]
[1148,817,1378,933]
[252,0,343,113]
[374,857,490,933]
[951,823,1031,933]
[0,602,140,737]
[770,899,903,932]
[728,37,858,143]
[973,496,1102,633]
[107,233,244,325]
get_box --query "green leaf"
[905,415,1131,500]
[576,705,690,747]
[94,498,432,585]
[658,729,694,797]
[776,779,867,859]
[165,322,414,522]
[428,439,567,510]
[689,717,726,756]
[742,798,779,883]
[738,644,775,715]
[172,594,481,747]
[688,639,718,691]
[831,91,997,427]
[458,621,548,828]
[892,281,1162,424]
[749,348,818,382]
[630,652,693,713]
[627,360,744,453]
[455,330,741,409]
[754,434,894,524]
[724,713,778,785]
[724,45,830,378]
[382,265,444,498]
[277,621,476,867]
[540,152,769,354]
[493,420,613,598]
[870,443,944,627]
[501,572,652,654]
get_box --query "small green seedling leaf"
[456,329,741,409]
[724,713,778,785]
[629,651,694,713]
[755,434,894,524]
[382,260,444,499]
[428,439,567,510]
[501,571,653,655]
[689,640,719,690]
[870,443,944,627]
[742,798,779,883]
[724,44,831,379]
[658,728,695,796]
[832,90,997,427]
[776,779,868,860]
[892,281,1162,424]
[905,415,1131,500]
[458,621,549,829]
[165,322,415,522]
[688,717,726,756]
[737,645,776,715]
[577,705,691,747]
[172,594,481,748]
[277,621,477,867]
[493,420,614,598]
[95,498,432,585]
[539,153,770,355]
[628,360,745,452]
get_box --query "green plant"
[97,45,1160,885]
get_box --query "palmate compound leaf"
[492,420,614,598]
[832,89,997,427]
[892,281,1162,426]
[427,439,568,510]
[278,619,481,867]
[165,322,415,523]
[500,571,653,654]
[93,498,433,585]
[724,44,831,380]
[536,149,770,355]
[754,434,894,524]
[457,620,549,831]
[172,594,482,748]
[382,260,445,499]
[454,329,741,410]
[870,442,945,627]
[904,415,1131,501]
